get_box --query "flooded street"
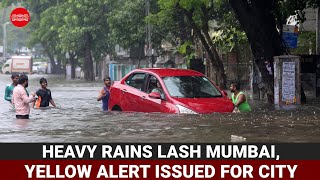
[0,74,319,143]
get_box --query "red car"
[109,68,234,114]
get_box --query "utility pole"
[146,0,152,67]
[2,22,10,60]
[2,24,5,60]
[317,7,320,54]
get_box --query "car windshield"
[162,76,222,98]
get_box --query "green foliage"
[176,41,196,66]
[7,0,318,77]
[0,0,16,8]
[291,31,316,55]
[57,0,113,62]
[273,0,320,29]
[177,41,193,54]
[146,1,179,46]
[274,0,307,24]
[24,0,115,66]
[271,1,319,56]
[212,28,247,52]
[107,0,145,49]
[150,0,245,54]
[0,5,30,54]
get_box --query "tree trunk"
[182,7,227,89]
[229,0,287,103]
[41,42,59,74]
[83,32,94,81]
[56,54,64,74]
[137,41,144,68]
[173,4,193,44]
[69,51,77,79]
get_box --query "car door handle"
[122,89,127,93]
[141,96,146,100]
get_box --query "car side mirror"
[149,92,161,99]
[222,90,228,97]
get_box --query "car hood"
[172,97,234,113]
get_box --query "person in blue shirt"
[97,77,111,111]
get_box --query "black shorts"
[16,115,29,119]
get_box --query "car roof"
[134,68,204,77]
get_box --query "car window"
[163,76,222,98]
[125,73,146,91]
[146,75,158,93]
[146,75,165,99]
[3,64,9,68]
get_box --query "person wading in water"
[97,77,111,111]
[12,74,36,119]
[230,82,251,113]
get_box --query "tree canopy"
[1,0,319,90]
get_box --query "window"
[146,75,158,93]
[125,73,146,91]
[163,76,222,98]
[146,75,165,99]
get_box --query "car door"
[120,73,147,112]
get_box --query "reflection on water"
[0,74,319,142]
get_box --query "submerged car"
[109,68,234,114]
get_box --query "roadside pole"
[146,0,152,67]
[317,7,320,55]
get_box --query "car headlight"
[176,104,198,114]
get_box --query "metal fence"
[109,64,148,81]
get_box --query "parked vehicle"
[109,68,234,114]
[1,59,12,74]
[32,62,47,74]
[1,55,32,74]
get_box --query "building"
[96,43,186,81]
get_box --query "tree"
[147,0,194,67]
[229,0,319,103]
[1,4,31,57]
[58,0,113,81]
[291,31,316,54]
[25,0,65,74]
[41,3,79,77]
[107,0,146,67]
[150,0,230,88]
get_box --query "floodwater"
[0,74,319,143]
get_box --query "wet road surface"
[0,74,319,142]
